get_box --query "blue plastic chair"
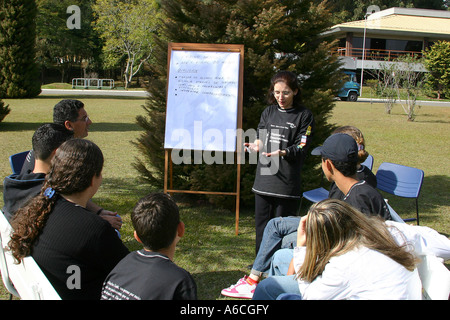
[9,151,30,175]
[300,155,374,210]
[375,162,424,225]
[361,154,374,171]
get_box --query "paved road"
[40,88,148,97]
[41,89,450,107]
[357,97,450,107]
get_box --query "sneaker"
[221,276,257,299]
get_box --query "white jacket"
[293,246,422,300]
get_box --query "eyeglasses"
[75,115,90,122]
[273,91,294,97]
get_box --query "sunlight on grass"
[0,96,448,300]
[331,102,450,233]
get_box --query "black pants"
[254,194,299,254]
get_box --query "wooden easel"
[163,43,244,235]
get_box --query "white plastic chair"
[0,211,61,300]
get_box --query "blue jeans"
[250,216,300,278]
[269,248,294,276]
[252,275,301,300]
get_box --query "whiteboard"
[164,49,241,152]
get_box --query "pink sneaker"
[221,276,257,299]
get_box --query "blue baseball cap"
[311,133,358,162]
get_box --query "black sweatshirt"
[252,104,315,199]
[2,171,46,221]
[31,197,130,299]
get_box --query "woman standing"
[9,139,129,299]
[245,71,314,253]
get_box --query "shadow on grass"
[0,122,43,132]
[93,177,157,212]
[0,122,143,132]
[193,270,251,300]
[37,94,147,101]
[380,174,450,235]
[89,123,142,132]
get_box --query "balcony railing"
[335,47,423,61]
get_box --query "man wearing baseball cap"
[311,133,390,220]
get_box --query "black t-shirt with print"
[101,250,197,300]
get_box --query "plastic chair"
[376,162,424,225]
[9,151,29,175]
[386,202,405,224]
[300,155,374,210]
[361,154,374,171]
[0,211,61,300]
[0,212,20,299]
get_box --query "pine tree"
[0,0,41,98]
[134,0,342,207]
[0,98,11,123]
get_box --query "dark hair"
[267,70,302,107]
[32,123,74,161]
[9,139,104,262]
[53,99,84,125]
[131,193,180,251]
[323,157,357,177]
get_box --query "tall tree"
[134,0,342,207]
[36,0,102,83]
[423,41,450,100]
[316,0,448,24]
[92,0,161,88]
[0,0,41,98]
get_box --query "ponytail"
[8,139,104,263]
[9,184,58,263]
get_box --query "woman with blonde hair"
[252,199,422,300]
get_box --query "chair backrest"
[376,162,424,199]
[9,151,29,175]
[361,154,374,171]
[0,211,61,300]
[417,254,450,300]
[0,221,20,298]
[386,202,405,224]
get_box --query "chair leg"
[416,199,420,225]
[297,197,304,215]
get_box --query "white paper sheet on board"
[164,50,240,152]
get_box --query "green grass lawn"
[0,95,448,300]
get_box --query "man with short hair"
[21,99,92,174]
[53,99,92,139]
[2,123,73,221]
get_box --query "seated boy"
[101,193,197,300]
[2,123,73,221]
